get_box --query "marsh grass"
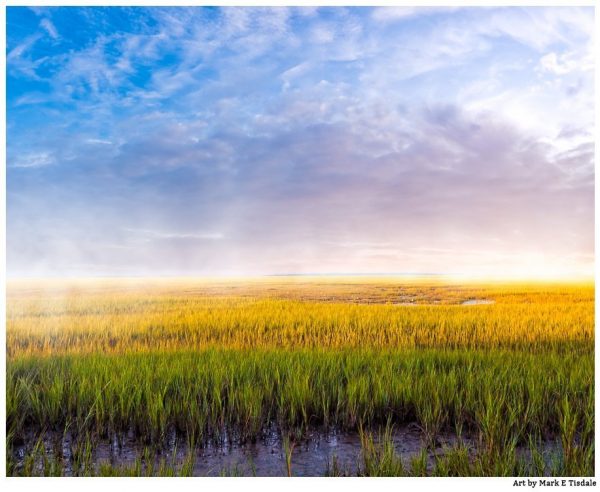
[8,349,592,443]
[6,279,594,476]
[347,427,584,477]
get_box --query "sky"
[6,6,595,278]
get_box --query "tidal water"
[14,425,476,476]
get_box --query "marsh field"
[6,277,594,476]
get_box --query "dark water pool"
[12,424,560,476]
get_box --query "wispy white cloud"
[7,34,41,61]
[10,152,55,168]
[539,49,593,75]
[40,18,59,39]
[371,6,462,23]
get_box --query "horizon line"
[6,272,595,283]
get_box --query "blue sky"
[6,6,594,277]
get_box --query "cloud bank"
[7,7,594,277]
